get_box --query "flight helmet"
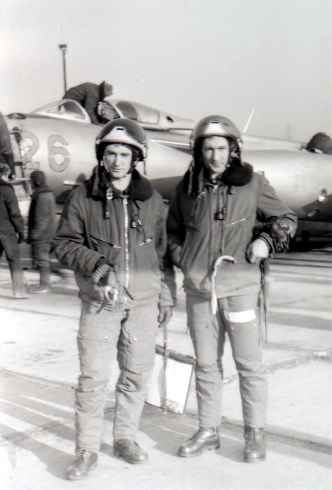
[191,115,242,149]
[95,118,147,167]
[191,115,243,164]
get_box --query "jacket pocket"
[179,222,209,276]
[224,217,251,260]
[78,325,112,342]
[135,237,160,271]
[90,235,121,264]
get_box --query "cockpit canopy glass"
[32,100,89,121]
[114,101,160,125]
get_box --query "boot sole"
[244,455,266,463]
[178,441,220,458]
[67,462,97,480]
[113,449,149,464]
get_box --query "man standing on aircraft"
[28,170,56,294]
[167,116,297,463]
[63,81,113,125]
[0,163,30,298]
[53,119,173,480]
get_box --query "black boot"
[31,269,51,293]
[67,450,98,480]
[113,439,149,464]
[178,427,220,458]
[244,426,266,463]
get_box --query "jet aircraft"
[4,98,332,239]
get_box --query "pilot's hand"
[102,284,118,303]
[17,232,25,244]
[158,305,173,328]
[246,238,269,264]
[93,263,126,309]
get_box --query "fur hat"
[30,170,46,185]
[0,163,10,178]
[306,132,332,155]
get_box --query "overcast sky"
[1,0,331,141]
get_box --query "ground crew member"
[306,132,332,155]
[167,115,297,463]
[53,119,173,480]
[0,111,16,179]
[28,170,56,293]
[63,81,113,125]
[0,163,30,298]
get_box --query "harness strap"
[260,258,271,344]
[211,255,237,314]
[161,322,169,413]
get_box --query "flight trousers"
[75,300,158,453]
[186,293,267,429]
[0,232,25,293]
[31,242,52,270]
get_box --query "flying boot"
[244,426,266,462]
[67,450,98,480]
[178,427,220,457]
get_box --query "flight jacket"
[53,169,174,308]
[167,162,298,298]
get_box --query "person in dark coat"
[63,81,113,125]
[167,115,297,464]
[0,111,16,179]
[53,119,173,480]
[0,163,30,298]
[28,170,56,293]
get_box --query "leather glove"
[158,305,173,328]
[246,238,269,264]
[17,232,25,244]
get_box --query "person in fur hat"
[28,170,56,293]
[167,115,297,463]
[306,132,332,155]
[53,119,173,480]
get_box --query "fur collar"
[222,162,253,186]
[183,161,253,196]
[91,168,154,202]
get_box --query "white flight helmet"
[96,118,147,163]
[191,115,242,151]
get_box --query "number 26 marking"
[20,131,71,172]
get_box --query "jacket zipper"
[122,196,130,289]
[209,185,218,269]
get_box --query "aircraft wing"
[242,133,304,151]
[148,130,191,153]
[148,130,305,154]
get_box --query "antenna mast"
[58,44,68,93]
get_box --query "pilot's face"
[201,136,229,179]
[103,144,133,180]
